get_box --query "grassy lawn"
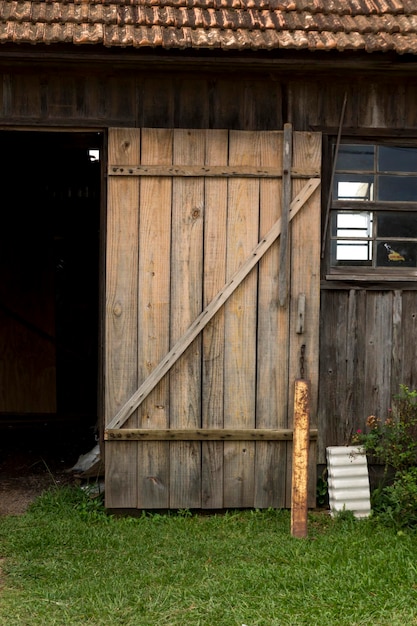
[1,487,417,625]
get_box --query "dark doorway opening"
[0,130,103,482]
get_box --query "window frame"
[325,138,417,282]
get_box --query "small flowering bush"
[352,385,417,472]
[351,385,417,529]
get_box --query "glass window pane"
[334,174,374,201]
[336,145,374,171]
[333,211,373,238]
[378,175,417,201]
[378,146,417,173]
[331,211,373,265]
[376,241,417,267]
[336,242,372,262]
[378,212,417,238]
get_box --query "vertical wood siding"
[169,130,205,508]
[105,128,140,508]
[318,289,417,464]
[255,131,285,508]
[4,65,417,133]
[137,129,173,509]
[223,131,260,508]
[105,127,321,509]
[201,130,228,509]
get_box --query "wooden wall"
[318,289,417,463]
[2,51,417,466]
[2,58,417,132]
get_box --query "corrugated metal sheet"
[326,446,371,519]
[0,1,417,53]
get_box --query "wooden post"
[291,378,310,538]
[278,123,292,307]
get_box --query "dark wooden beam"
[105,428,319,441]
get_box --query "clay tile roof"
[0,0,416,53]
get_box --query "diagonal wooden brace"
[106,177,320,431]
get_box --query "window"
[328,142,417,280]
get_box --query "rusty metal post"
[291,378,310,538]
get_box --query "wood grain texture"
[364,291,393,420]
[5,67,417,134]
[106,428,318,440]
[105,127,141,509]
[108,165,319,178]
[223,131,260,508]
[202,130,228,508]
[279,123,292,307]
[169,129,205,509]
[104,128,322,510]
[136,128,173,508]
[105,177,320,431]
[400,292,417,391]
[317,289,417,464]
[254,131,287,509]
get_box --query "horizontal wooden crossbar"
[108,165,320,179]
[105,428,318,441]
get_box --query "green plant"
[316,468,328,507]
[374,467,417,530]
[352,385,417,528]
[352,385,417,472]
[333,508,357,524]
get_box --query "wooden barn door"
[104,128,321,509]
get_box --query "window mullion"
[328,141,417,278]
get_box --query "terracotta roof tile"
[1,0,417,53]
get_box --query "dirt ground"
[0,423,97,516]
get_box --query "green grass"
[1,487,417,625]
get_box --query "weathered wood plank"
[391,290,403,403]
[353,289,367,431]
[169,129,204,509]
[223,131,259,508]
[204,79,282,131]
[136,128,173,508]
[176,78,210,128]
[105,127,141,509]
[5,67,417,133]
[278,123,292,307]
[342,289,366,445]
[254,130,287,509]
[401,291,417,391]
[345,289,358,442]
[364,292,393,420]
[317,291,347,462]
[287,131,321,506]
[105,428,319,440]
[108,164,320,178]
[318,288,417,463]
[141,76,175,127]
[201,129,228,509]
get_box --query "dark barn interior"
[0,130,102,476]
